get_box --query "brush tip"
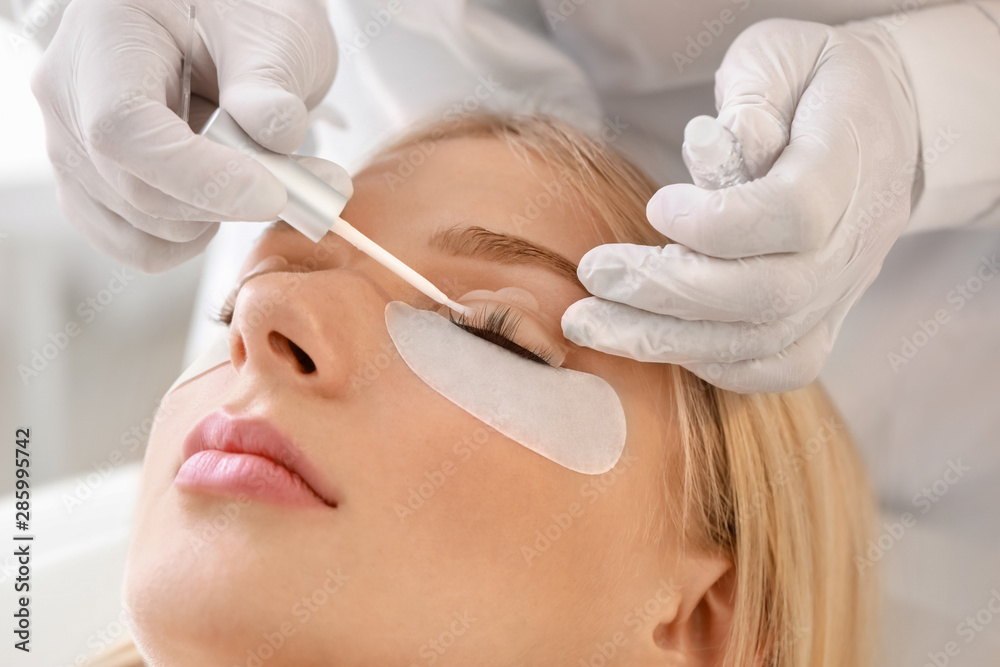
[447,301,474,317]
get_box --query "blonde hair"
[90,113,876,667]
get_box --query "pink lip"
[176,411,337,509]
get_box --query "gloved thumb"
[712,19,829,178]
[221,82,312,155]
[210,5,339,155]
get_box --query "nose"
[228,268,390,399]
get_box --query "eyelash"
[213,289,554,367]
[213,297,237,326]
[449,305,556,366]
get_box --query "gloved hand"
[562,18,921,393]
[30,0,339,273]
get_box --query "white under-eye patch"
[165,328,231,396]
[385,301,627,475]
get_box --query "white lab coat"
[190,2,1000,662]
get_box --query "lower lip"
[175,450,329,508]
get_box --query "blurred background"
[0,7,204,665]
[0,4,204,497]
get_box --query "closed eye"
[448,305,556,365]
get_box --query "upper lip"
[181,410,338,508]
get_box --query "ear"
[650,553,736,666]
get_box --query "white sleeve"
[880,1,1000,232]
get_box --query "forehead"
[345,136,607,264]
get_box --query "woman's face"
[125,136,714,665]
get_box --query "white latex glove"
[30,0,340,273]
[562,18,921,393]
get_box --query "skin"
[124,136,734,666]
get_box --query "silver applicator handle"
[197,108,472,316]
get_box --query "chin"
[123,502,301,654]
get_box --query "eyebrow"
[429,225,581,284]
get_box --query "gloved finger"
[651,37,862,258]
[82,99,289,222]
[681,323,833,394]
[88,148,273,224]
[94,145,351,232]
[88,151,352,242]
[561,296,826,364]
[58,178,219,274]
[716,104,788,180]
[74,11,288,222]
[60,167,220,242]
[37,113,250,235]
[89,95,256,223]
[290,155,354,200]
[212,2,338,154]
[680,303,850,393]
[711,19,827,177]
[576,242,824,323]
[646,108,858,258]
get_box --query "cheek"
[354,357,602,568]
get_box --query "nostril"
[231,333,248,368]
[289,340,317,374]
[268,331,317,374]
